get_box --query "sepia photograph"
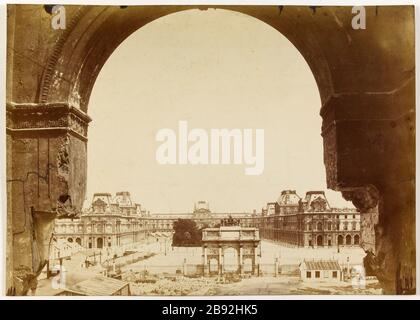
[2,2,416,297]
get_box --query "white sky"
[86,8,354,213]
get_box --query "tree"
[172,219,203,246]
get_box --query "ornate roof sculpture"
[221,215,241,226]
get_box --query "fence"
[259,263,277,276]
[279,264,300,275]
[126,263,301,277]
[135,265,184,276]
[251,263,300,276]
[134,264,204,277]
[101,251,156,271]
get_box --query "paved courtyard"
[122,238,366,272]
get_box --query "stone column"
[238,246,243,275]
[321,82,416,294]
[182,258,187,276]
[6,103,91,295]
[202,246,208,276]
[218,246,223,276]
[253,245,259,276]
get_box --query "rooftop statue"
[221,215,240,226]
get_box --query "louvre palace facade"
[53,190,361,249]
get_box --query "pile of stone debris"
[129,275,216,296]
[218,273,242,284]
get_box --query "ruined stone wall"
[6,5,91,294]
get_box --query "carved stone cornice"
[320,76,414,192]
[341,185,380,212]
[6,102,92,141]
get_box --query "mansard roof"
[303,191,331,212]
[273,189,359,213]
[277,190,301,206]
[87,192,144,215]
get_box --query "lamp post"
[337,216,340,253]
[347,256,350,280]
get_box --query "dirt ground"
[128,274,382,296]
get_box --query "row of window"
[306,222,358,231]
[307,234,360,246]
[55,223,144,233]
[306,271,338,279]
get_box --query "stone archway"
[338,235,344,246]
[223,247,239,272]
[208,258,218,274]
[6,5,415,294]
[346,235,352,246]
[243,258,253,273]
[354,234,360,246]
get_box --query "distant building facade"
[53,192,147,249]
[259,190,361,248]
[146,201,258,233]
[54,190,361,250]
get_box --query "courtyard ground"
[34,238,377,296]
[121,239,366,274]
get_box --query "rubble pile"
[130,276,217,296]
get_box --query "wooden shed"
[299,260,341,282]
[56,275,131,296]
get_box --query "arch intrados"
[40,6,332,112]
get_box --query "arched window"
[354,234,360,245]
[338,235,344,245]
[346,235,352,245]
[97,237,104,249]
[317,222,323,231]
[316,235,323,246]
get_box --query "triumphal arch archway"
[202,219,261,276]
